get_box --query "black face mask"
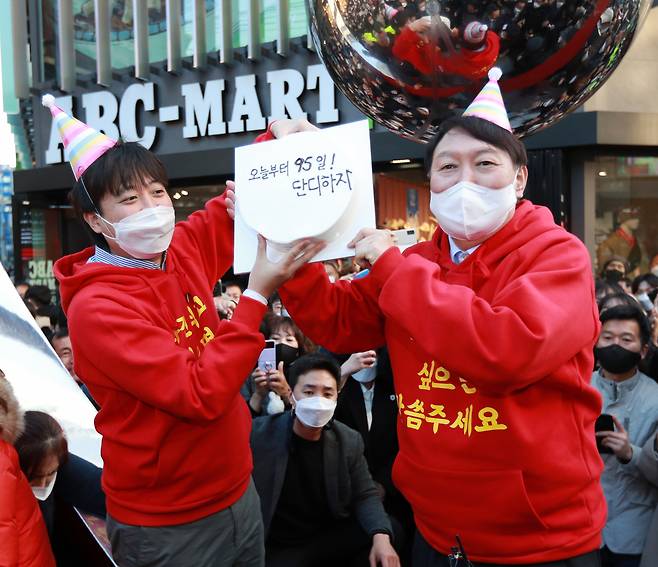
[276,343,299,375]
[604,269,624,283]
[595,344,641,375]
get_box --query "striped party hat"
[462,67,512,133]
[42,94,117,180]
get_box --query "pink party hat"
[42,94,117,180]
[462,68,512,133]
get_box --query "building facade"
[3,0,658,288]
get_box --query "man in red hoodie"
[49,95,323,567]
[240,71,605,565]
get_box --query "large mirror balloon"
[308,0,652,141]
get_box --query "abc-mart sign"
[41,63,345,166]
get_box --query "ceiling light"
[390,159,411,165]
[173,192,181,199]
[598,171,607,177]
[181,190,189,196]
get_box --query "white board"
[234,120,376,274]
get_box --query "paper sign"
[0,264,102,468]
[234,120,375,274]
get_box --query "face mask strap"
[80,176,101,216]
[80,176,117,240]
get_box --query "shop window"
[232,0,309,48]
[374,169,436,243]
[594,156,658,277]
[40,0,58,82]
[18,206,63,293]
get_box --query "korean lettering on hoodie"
[173,295,215,357]
[397,359,508,436]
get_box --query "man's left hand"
[348,229,396,269]
[369,534,399,567]
[596,415,633,463]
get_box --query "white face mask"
[98,206,175,259]
[32,472,57,501]
[636,293,653,312]
[430,174,518,242]
[293,395,337,428]
[352,363,377,384]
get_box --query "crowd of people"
[5,243,658,566]
[3,62,658,567]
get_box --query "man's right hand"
[248,235,326,299]
[341,351,377,378]
[270,118,319,139]
[252,369,269,396]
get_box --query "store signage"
[45,64,340,165]
[27,259,56,290]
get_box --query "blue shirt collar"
[448,236,480,264]
[86,246,166,270]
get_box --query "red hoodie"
[55,196,266,526]
[0,442,56,567]
[279,201,606,563]
[392,26,500,81]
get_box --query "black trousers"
[412,530,602,567]
[265,517,372,567]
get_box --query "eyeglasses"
[448,535,473,567]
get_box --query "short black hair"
[424,115,528,176]
[599,304,651,346]
[288,353,341,390]
[598,292,638,314]
[631,273,658,295]
[51,328,70,343]
[595,278,624,300]
[69,141,168,250]
[25,285,52,307]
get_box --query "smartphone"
[595,413,615,454]
[258,340,277,373]
[393,228,418,250]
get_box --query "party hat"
[462,68,512,133]
[42,94,117,180]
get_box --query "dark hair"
[14,411,68,482]
[223,281,243,292]
[69,142,168,250]
[598,292,639,314]
[424,116,528,176]
[267,316,314,356]
[601,256,629,277]
[631,273,658,295]
[595,279,624,301]
[288,353,341,390]
[25,285,52,308]
[599,304,651,346]
[51,328,70,343]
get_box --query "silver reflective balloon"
[308,0,652,141]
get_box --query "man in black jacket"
[334,348,414,551]
[251,354,399,567]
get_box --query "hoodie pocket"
[394,455,549,537]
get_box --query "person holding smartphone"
[592,304,658,567]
